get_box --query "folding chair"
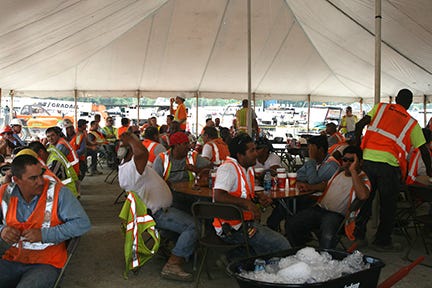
[404,184,432,266]
[335,198,365,251]
[53,237,81,288]
[191,202,251,288]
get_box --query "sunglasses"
[342,157,355,163]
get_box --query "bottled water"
[263,172,272,194]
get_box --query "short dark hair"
[203,126,218,139]
[395,88,413,109]
[121,117,130,126]
[229,133,253,160]
[144,126,159,140]
[205,118,213,123]
[28,141,48,154]
[46,126,61,135]
[307,135,328,153]
[11,154,39,178]
[167,115,174,121]
[342,145,363,160]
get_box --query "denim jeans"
[220,222,291,256]
[0,259,60,288]
[285,205,344,249]
[153,207,197,259]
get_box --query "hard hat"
[62,119,74,128]
[9,118,22,126]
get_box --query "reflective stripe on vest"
[406,149,421,184]
[3,179,57,250]
[58,138,79,167]
[143,140,157,166]
[210,142,221,165]
[213,157,255,233]
[125,192,157,268]
[366,103,415,158]
[47,146,76,189]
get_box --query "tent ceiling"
[1,0,432,103]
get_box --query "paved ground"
[61,168,432,288]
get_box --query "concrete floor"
[61,168,432,288]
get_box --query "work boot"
[160,255,193,282]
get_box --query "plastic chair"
[191,202,251,288]
[404,184,432,266]
[335,198,365,251]
[53,237,81,288]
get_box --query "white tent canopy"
[1,0,432,103]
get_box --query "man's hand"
[22,228,42,243]
[349,154,359,174]
[256,193,272,207]
[120,131,138,145]
[1,226,21,244]
[297,182,311,192]
[245,201,261,220]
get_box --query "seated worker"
[285,146,370,249]
[213,133,291,256]
[325,122,345,148]
[87,120,108,175]
[0,126,18,157]
[201,126,230,166]
[0,155,91,288]
[118,132,196,282]
[267,135,340,231]
[254,136,282,173]
[28,141,79,198]
[142,126,166,167]
[101,116,118,168]
[9,119,27,147]
[153,132,212,213]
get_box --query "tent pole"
[247,0,252,137]
[136,90,140,126]
[195,91,199,135]
[359,98,363,116]
[74,89,78,127]
[307,94,311,132]
[374,0,382,105]
[9,90,14,120]
[423,94,427,127]
[0,88,2,121]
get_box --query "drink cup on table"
[277,172,287,191]
[254,167,264,185]
[288,172,297,189]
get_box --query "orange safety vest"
[213,157,255,232]
[70,132,86,161]
[0,177,67,268]
[57,138,80,175]
[406,148,421,185]
[361,103,417,177]
[118,126,129,138]
[142,139,158,166]
[174,103,187,131]
[89,130,108,145]
[158,150,197,181]
[206,138,230,166]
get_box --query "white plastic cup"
[254,167,264,178]
[287,172,297,189]
[276,167,286,173]
[277,172,287,191]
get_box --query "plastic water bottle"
[263,172,272,194]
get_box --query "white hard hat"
[9,119,22,126]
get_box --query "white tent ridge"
[0,0,431,102]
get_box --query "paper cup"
[276,167,286,173]
[277,172,287,191]
[288,172,297,189]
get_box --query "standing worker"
[170,96,187,132]
[338,106,358,140]
[235,99,259,136]
[354,88,432,251]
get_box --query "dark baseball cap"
[77,119,89,127]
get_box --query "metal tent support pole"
[195,91,199,135]
[374,0,382,105]
[247,0,252,137]
[74,89,78,127]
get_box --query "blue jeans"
[153,207,197,259]
[285,205,344,249]
[0,259,60,288]
[220,222,291,256]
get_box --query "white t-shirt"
[214,160,254,196]
[201,143,213,160]
[319,171,370,215]
[254,153,281,170]
[118,157,172,213]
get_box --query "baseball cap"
[10,119,22,126]
[169,132,189,146]
[77,119,89,127]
